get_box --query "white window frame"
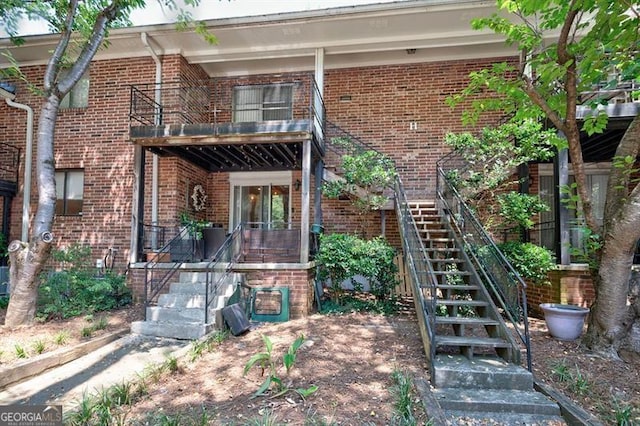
[232,84,294,123]
[55,169,84,216]
[228,171,293,230]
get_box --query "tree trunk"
[3,97,59,326]
[4,235,53,326]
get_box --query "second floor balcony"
[129,75,326,172]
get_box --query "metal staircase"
[324,124,565,423]
[410,200,521,367]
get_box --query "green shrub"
[0,295,9,309]
[37,245,131,320]
[316,233,398,302]
[496,241,555,285]
[497,192,549,229]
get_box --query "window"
[59,72,89,109]
[538,165,609,261]
[229,171,292,229]
[55,170,84,215]
[233,84,293,122]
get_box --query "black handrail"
[205,224,243,324]
[129,76,327,144]
[143,227,192,318]
[394,176,438,375]
[436,164,533,372]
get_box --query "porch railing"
[240,222,301,263]
[436,157,532,371]
[144,227,191,316]
[205,224,242,323]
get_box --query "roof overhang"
[0,0,518,76]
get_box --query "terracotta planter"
[540,303,589,340]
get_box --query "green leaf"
[243,352,269,376]
[262,334,273,355]
[295,385,319,399]
[252,376,272,398]
[283,353,296,372]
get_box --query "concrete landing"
[432,354,534,390]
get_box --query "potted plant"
[171,212,210,262]
[497,241,589,340]
[539,303,589,340]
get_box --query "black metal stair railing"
[144,226,191,318]
[394,176,439,375]
[324,122,532,370]
[436,155,532,372]
[323,124,438,373]
[205,223,242,324]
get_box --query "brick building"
[2,1,633,324]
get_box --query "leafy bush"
[316,233,398,302]
[37,245,131,320]
[497,192,549,229]
[0,295,9,309]
[497,241,555,285]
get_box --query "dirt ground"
[1,303,639,425]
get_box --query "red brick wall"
[323,58,514,199]
[0,57,156,271]
[1,54,519,312]
[526,269,595,317]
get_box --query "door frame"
[228,171,293,230]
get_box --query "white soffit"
[0,0,517,75]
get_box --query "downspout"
[141,32,161,247]
[141,33,161,228]
[5,97,34,242]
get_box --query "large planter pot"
[540,303,590,341]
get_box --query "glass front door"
[233,184,290,229]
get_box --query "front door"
[230,172,292,229]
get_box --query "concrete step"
[157,293,207,308]
[432,355,533,390]
[435,284,478,291]
[169,280,235,295]
[177,271,234,284]
[434,388,561,416]
[131,320,218,340]
[446,410,566,425]
[435,335,512,349]
[145,305,224,323]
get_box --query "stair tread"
[446,410,565,424]
[435,284,478,290]
[432,270,471,275]
[435,299,488,306]
[436,335,512,347]
[435,316,499,325]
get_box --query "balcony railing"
[0,142,20,191]
[580,77,639,105]
[129,76,326,145]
